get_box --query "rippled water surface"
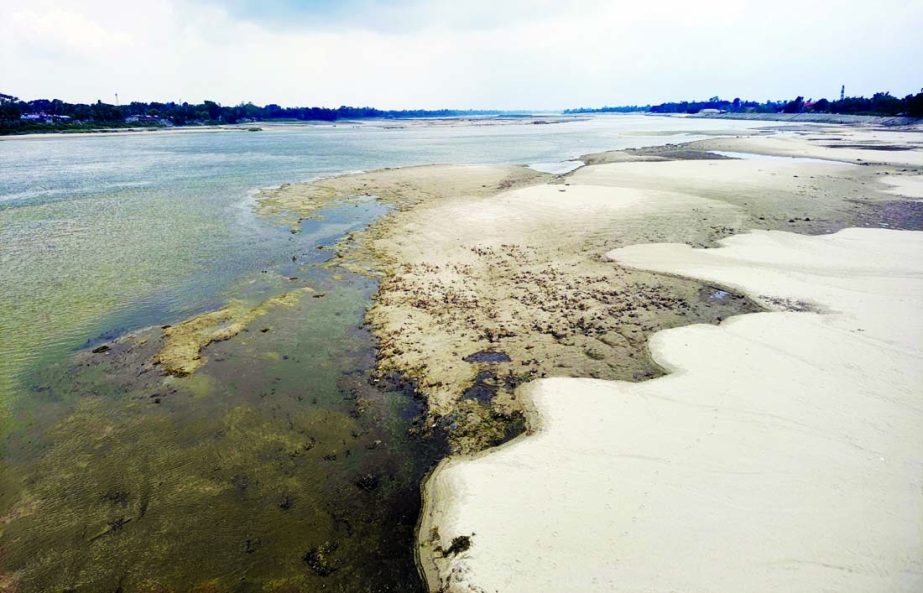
[0,115,777,591]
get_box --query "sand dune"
[421,228,923,593]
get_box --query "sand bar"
[257,126,922,456]
[421,227,923,593]
[250,125,923,587]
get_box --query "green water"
[2,248,445,592]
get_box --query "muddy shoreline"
[258,125,923,457]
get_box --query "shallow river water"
[0,115,777,591]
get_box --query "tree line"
[565,90,923,117]
[3,89,921,135]
[0,93,508,134]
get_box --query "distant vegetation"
[3,89,921,135]
[0,93,509,135]
[566,90,923,117]
[563,105,650,114]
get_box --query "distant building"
[126,114,172,126]
[20,113,71,122]
[699,108,723,114]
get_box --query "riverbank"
[408,125,923,591]
[689,110,923,127]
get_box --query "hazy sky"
[2,0,921,109]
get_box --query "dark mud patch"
[439,534,473,557]
[463,350,512,363]
[824,144,915,151]
[440,402,528,453]
[580,145,735,165]
[698,285,754,310]
[853,198,923,230]
[627,146,734,161]
[760,296,823,313]
[461,370,499,403]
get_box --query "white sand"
[385,183,733,264]
[569,156,859,200]
[421,227,923,593]
[695,132,923,167]
[880,175,923,199]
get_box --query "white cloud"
[7,7,131,55]
[1,0,921,109]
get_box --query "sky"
[1,0,922,110]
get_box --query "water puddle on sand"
[527,160,584,175]
[0,207,446,592]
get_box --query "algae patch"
[1,274,445,593]
[154,287,314,376]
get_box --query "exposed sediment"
[154,287,314,376]
[261,166,764,453]
[257,165,548,238]
[421,228,923,593]
[414,126,923,592]
[260,125,923,457]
